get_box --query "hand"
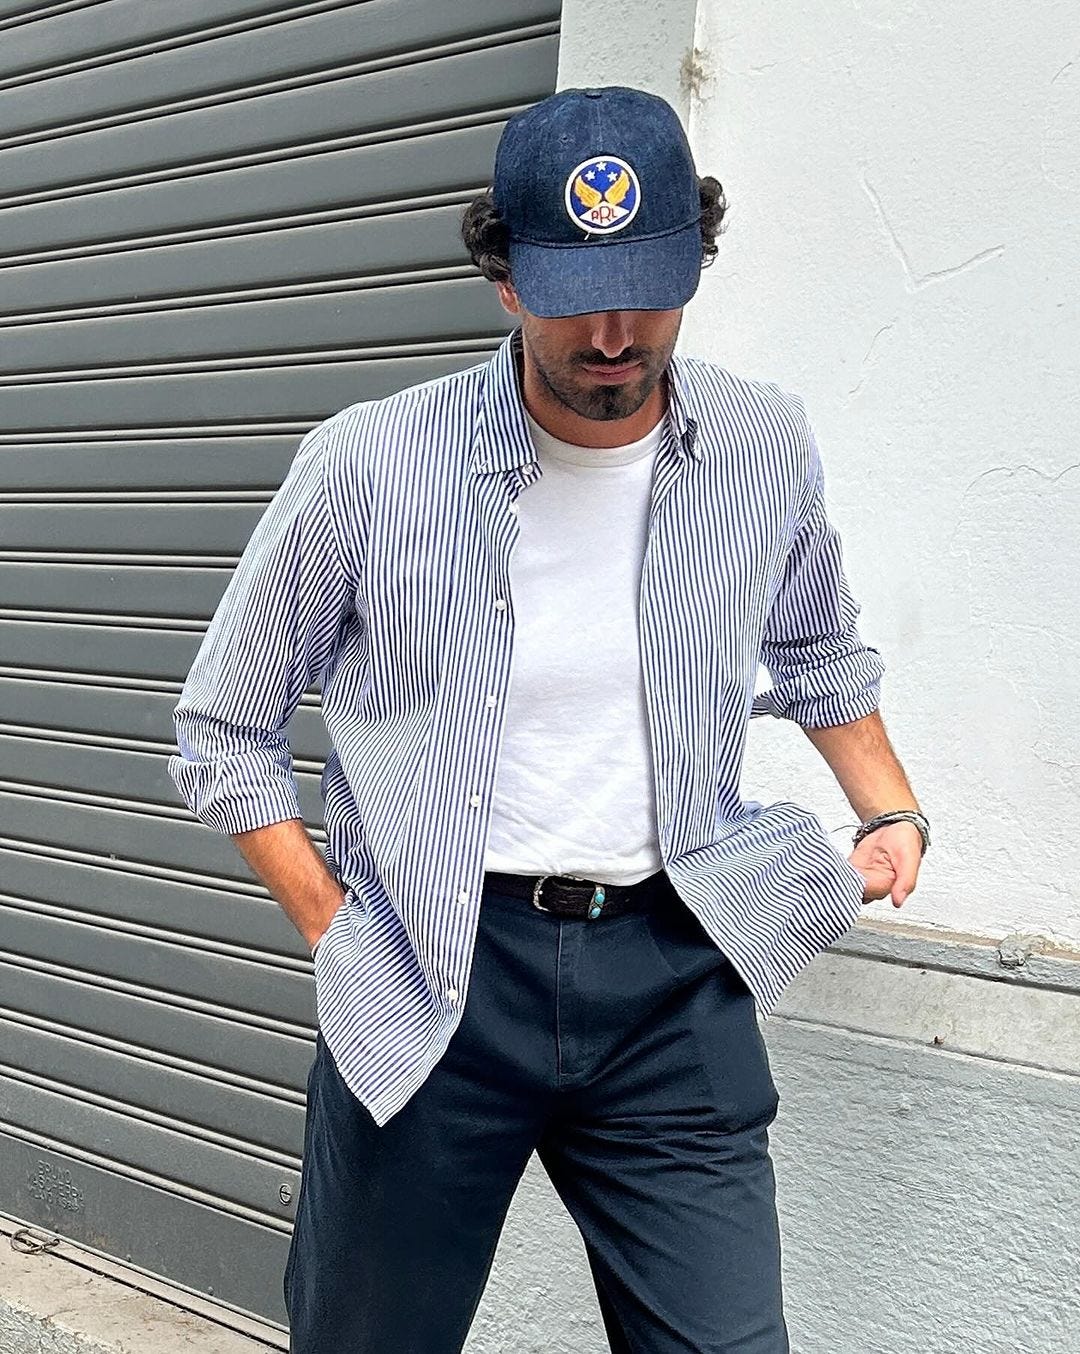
[307,892,347,955]
[308,917,336,955]
[848,821,923,908]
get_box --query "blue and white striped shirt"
[170,330,884,1126]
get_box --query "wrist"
[853,809,930,857]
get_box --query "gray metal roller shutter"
[0,0,560,1332]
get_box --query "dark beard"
[532,348,662,422]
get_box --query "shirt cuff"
[168,753,304,836]
[750,648,884,727]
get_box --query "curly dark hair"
[460,176,729,285]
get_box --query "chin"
[579,383,649,422]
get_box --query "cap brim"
[507,220,702,319]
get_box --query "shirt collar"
[664,353,701,461]
[472,330,703,475]
[470,331,536,477]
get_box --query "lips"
[580,360,643,384]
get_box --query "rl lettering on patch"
[564,155,641,235]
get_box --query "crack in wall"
[861,174,1005,290]
[963,463,1080,495]
[845,317,899,399]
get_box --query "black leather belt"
[483,869,668,919]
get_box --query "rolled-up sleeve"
[168,422,355,835]
[750,422,884,728]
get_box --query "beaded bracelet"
[852,809,930,857]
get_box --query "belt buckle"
[531,875,555,913]
[532,875,608,919]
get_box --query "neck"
[518,348,667,449]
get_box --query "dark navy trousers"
[284,872,790,1352]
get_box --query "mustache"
[571,347,651,369]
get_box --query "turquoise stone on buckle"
[587,885,606,920]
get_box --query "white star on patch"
[596,160,607,171]
[607,171,618,181]
[585,170,595,180]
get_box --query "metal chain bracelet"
[852,809,930,857]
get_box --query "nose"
[588,310,635,358]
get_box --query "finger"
[860,869,897,903]
[890,853,920,907]
[850,867,872,904]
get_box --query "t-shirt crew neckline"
[525,409,666,468]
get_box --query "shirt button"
[457,889,470,905]
[508,501,519,515]
[468,794,482,809]
[447,987,460,1003]
[493,597,508,612]
[485,694,497,709]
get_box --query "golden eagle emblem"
[573,169,631,211]
[565,157,640,234]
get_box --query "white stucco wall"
[557,0,699,124]
[568,0,1080,953]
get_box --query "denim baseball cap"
[492,86,702,318]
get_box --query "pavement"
[0,1223,279,1354]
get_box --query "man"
[171,87,927,1353]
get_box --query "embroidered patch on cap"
[564,155,641,235]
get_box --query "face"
[496,282,682,422]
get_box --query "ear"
[495,279,522,316]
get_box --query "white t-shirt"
[483,409,666,886]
